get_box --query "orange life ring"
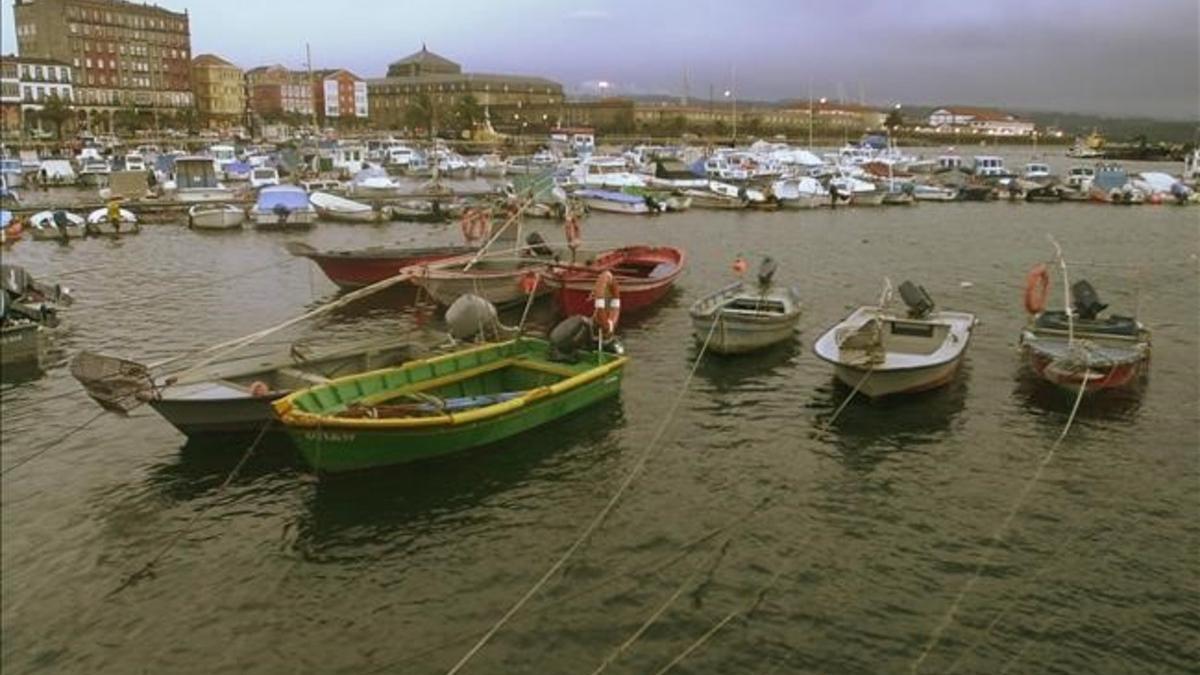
[591,270,620,338]
[564,215,582,249]
[1024,263,1050,314]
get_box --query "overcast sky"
[3,0,1197,119]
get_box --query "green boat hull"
[274,338,626,473]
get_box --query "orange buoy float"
[1024,263,1051,314]
[248,381,271,397]
[591,270,621,338]
[732,257,748,276]
[519,271,540,294]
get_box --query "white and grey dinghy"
[813,280,976,398]
[689,257,802,354]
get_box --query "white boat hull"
[415,269,551,307]
[251,208,317,228]
[694,313,799,354]
[189,205,245,230]
[175,187,236,204]
[778,194,825,209]
[582,197,651,215]
[832,359,962,398]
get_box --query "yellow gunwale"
[273,339,627,430]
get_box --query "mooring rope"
[443,315,723,675]
[108,420,274,597]
[910,358,1091,673]
[0,409,107,478]
[589,536,733,675]
[822,366,874,429]
[649,570,781,675]
[372,504,766,674]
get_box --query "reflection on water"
[145,434,303,503]
[1011,370,1146,421]
[696,338,802,390]
[293,399,626,559]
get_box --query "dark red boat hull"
[295,246,476,290]
[546,245,685,317]
[1026,351,1147,392]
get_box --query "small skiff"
[86,207,141,235]
[689,260,802,354]
[273,337,627,473]
[188,203,245,230]
[29,211,87,240]
[310,191,388,223]
[545,245,685,317]
[813,281,976,398]
[287,241,477,290]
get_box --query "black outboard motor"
[757,256,778,287]
[548,314,624,361]
[272,204,291,223]
[898,280,935,318]
[1071,280,1107,320]
[525,231,554,258]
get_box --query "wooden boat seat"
[1035,311,1139,337]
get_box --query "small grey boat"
[73,338,412,437]
[689,258,802,354]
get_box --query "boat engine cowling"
[525,231,555,258]
[1071,280,1107,320]
[757,257,778,287]
[446,294,502,341]
[898,280,935,318]
[548,315,624,361]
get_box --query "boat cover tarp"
[256,186,309,210]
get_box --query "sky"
[2,0,1198,120]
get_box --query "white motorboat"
[472,154,508,178]
[1023,162,1053,183]
[86,207,140,235]
[575,155,646,189]
[912,184,959,202]
[0,158,24,188]
[772,176,828,209]
[77,158,111,187]
[690,259,802,354]
[172,156,236,203]
[1088,164,1145,204]
[249,167,280,189]
[813,281,976,398]
[831,176,885,206]
[575,188,657,215]
[310,191,387,223]
[252,185,317,229]
[29,211,86,240]
[188,203,245,230]
[123,153,147,173]
[348,167,402,198]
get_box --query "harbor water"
[2,167,1198,672]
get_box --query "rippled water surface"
[2,160,1198,674]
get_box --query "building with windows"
[245,64,314,120]
[191,53,244,127]
[0,54,74,135]
[368,46,563,131]
[313,69,367,125]
[12,0,193,131]
[928,106,1035,136]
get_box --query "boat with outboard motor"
[310,191,389,223]
[813,280,977,398]
[29,210,87,240]
[252,185,317,229]
[689,257,802,354]
[188,203,246,230]
[1018,261,1150,393]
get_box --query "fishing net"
[69,351,157,414]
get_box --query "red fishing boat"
[544,245,685,317]
[287,242,476,290]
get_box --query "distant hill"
[899,105,1198,145]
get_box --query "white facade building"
[928,106,1035,136]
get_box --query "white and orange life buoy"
[591,270,620,338]
[1024,263,1050,314]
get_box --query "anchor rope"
[107,419,274,597]
[589,536,733,675]
[443,314,723,675]
[649,570,781,675]
[910,355,1092,673]
[371,504,764,674]
[0,409,107,478]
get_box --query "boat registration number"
[303,431,357,443]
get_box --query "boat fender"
[446,293,501,341]
[591,270,620,338]
[564,215,582,250]
[1024,263,1050,315]
[248,381,270,397]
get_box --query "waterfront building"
[246,64,314,120]
[368,46,563,131]
[12,0,194,131]
[191,53,244,128]
[928,106,1035,136]
[313,69,368,126]
[0,54,75,136]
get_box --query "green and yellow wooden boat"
[272,338,627,473]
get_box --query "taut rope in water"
[443,315,723,675]
[108,420,274,596]
[910,356,1091,673]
